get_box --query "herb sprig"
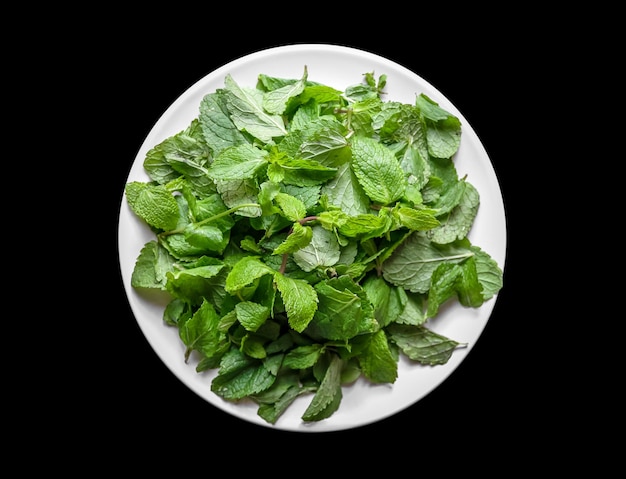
[125,67,503,424]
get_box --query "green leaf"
[183,223,228,253]
[208,143,268,181]
[362,275,404,328]
[382,232,474,293]
[387,323,463,365]
[292,225,341,272]
[199,91,248,157]
[235,301,271,332]
[165,257,226,305]
[427,181,479,244]
[308,275,378,340]
[223,74,287,142]
[130,240,176,290]
[263,66,308,115]
[416,94,462,159]
[337,213,393,240]
[274,192,307,221]
[394,206,440,232]
[350,136,406,205]
[299,123,351,167]
[179,299,228,363]
[267,156,337,187]
[283,344,324,369]
[356,330,398,383]
[321,163,370,216]
[211,348,276,400]
[273,273,318,333]
[272,222,312,255]
[255,375,313,424]
[225,256,275,294]
[301,354,343,422]
[125,182,179,231]
[472,245,503,301]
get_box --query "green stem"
[160,203,261,237]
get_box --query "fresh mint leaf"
[427,181,479,244]
[356,329,398,384]
[125,182,179,231]
[416,93,462,160]
[292,225,341,272]
[273,273,318,333]
[235,301,271,332]
[301,354,343,422]
[211,348,276,400]
[130,240,176,290]
[350,136,406,205]
[179,299,227,363]
[199,92,248,157]
[207,143,268,181]
[225,256,275,294]
[382,232,474,293]
[387,323,464,366]
[308,275,378,340]
[262,66,308,115]
[223,74,287,142]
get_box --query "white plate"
[118,44,507,432]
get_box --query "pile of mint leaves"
[125,66,503,425]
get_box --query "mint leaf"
[262,66,308,115]
[235,301,271,332]
[387,323,463,365]
[416,94,462,159]
[308,275,378,340]
[292,225,341,272]
[225,256,275,294]
[382,232,474,293]
[207,143,268,181]
[301,354,343,422]
[223,74,287,142]
[357,330,398,383]
[125,181,179,231]
[211,349,276,400]
[273,273,318,333]
[130,240,176,290]
[350,135,406,205]
[199,92,248,157]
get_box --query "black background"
[91,37,543,459]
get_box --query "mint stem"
[159,203,261,237]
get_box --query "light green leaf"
[272,222,312,255]
[263,66,308,114]
[235,301,271,332]
[125,182,179,231]
[350,136,406,205]
[321,163,370,216]
[225,256,275,294]
[224,74,287,142]
[274,192,307,221]
[199,91,248,157]
[292,225,341,272]
[427,181,479,244]
[208,144,268,181]
[273,273,318,333]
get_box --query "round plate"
[118,44,507,432]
